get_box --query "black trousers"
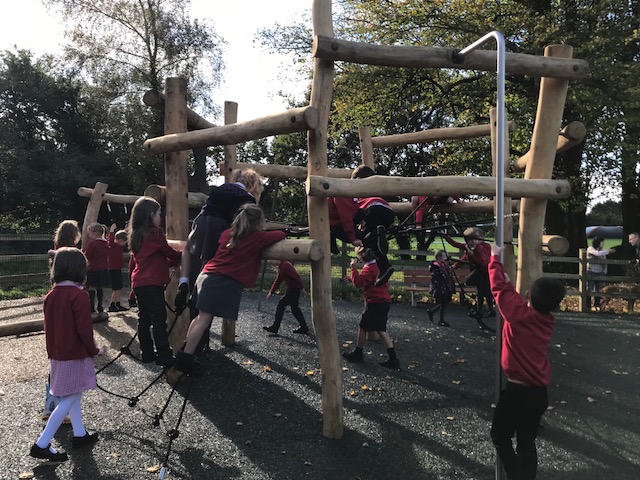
[273,288,307,329]
[360,205,394,272]
[134,285,172,359]
[490,381,548,480]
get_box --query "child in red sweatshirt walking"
[170,204,285,379]
[488,243,566,480]
[263,260,309,335]
[342,246,399,370]
[30,248,104,463]
[107,224,128,312]
[128,197,182,367]
[83,222,110,314]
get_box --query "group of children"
[35,167,567,478]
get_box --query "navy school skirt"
[195,273,244,320]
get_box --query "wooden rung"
[371,122,515,148]
[230,162,353,180]
[306,175,571,200]
[313,35,588,80]
[167,239,323,262]
[143,106,320,154]
[390,199,520,215]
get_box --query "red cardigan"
[489,255,556,386]
[350,261,391,304]
[130,227,182,288]
[83,237,109,272]
[202,229,285,287]
[328,197,359,243]
[269,261,304,294]
[444,236,490,270]
[44,283,100,360]
[107,231,124,270]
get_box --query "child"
[342,246,399,370]
[128,197,182,366]
[170,204,285,379]
[444,226,495,317]
[107,224,129,312]
[83,222,110,314]
[263,259,309,335]
[30,248,104,462]
[488,243,566,480]
[427,250,456,327]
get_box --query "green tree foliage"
[0,50,112,231]
[586,201,623,226]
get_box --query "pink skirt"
[49,357,97,397]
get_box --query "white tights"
[36,392,86,450]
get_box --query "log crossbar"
[516,121,586,169]
[143,106,320,154]
[371,122,515,148]
[168,239,323,262]
[231,162,353,180]
[390,199,520,215]
[306,175,570,200]
[313,36,588,80]
[143,90,216,130]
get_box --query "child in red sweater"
[128,197,182,367]
[427,249,456,327]
[83,222,110,314]
[342,246,399,370]
[107,224,128,312]
[489,243,565,480]
[263,260,309,335]
[170,204,285,379]
[30,248,104,463]
[444,226,495,317]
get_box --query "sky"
[0,0,313,122]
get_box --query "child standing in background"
[48,219,81,259]
[488,243,566,480]
[342,246,399,370]
[30,248,104,463]
[263,260,309,335]
[427,250,456,327]
[170,204,285,379]
[83,222,110,314]
[128,197,182,366]
[107,224,129,312]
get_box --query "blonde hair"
[53,220,80,248]
[226,203,265,250]
[128,197,161,254]
[231,169,263,202]
[463,227,484,241]
[87,222,104,238]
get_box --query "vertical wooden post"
[578,248,589,312]
[82,182,108,247]
[164,77,189,350]
[358,125,375,169]
[517,45,572,295]
[490,108,516,281]
[221,101,239,346]
[307,0,343,439]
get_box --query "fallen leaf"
[146,465,161,473]
[587,396,597,403]
[304,460,312,466]
[110,452,121,458]
[446,416,455,421]
[273,413,282,418]
[236,422,243,426]
[243,360,253,365]
[560,400,567,404]
[604,390,612,395]
[342,367,349,371]
[361,385,371,391]
[293,366,299,370]
[18,473,34,479]
[441,431,452,436]
[547,406,554,411]
[349,389,357,396]
[306,371,315,376]
[451,380,461,385]
[342,343,351,348]
[263,365,272,372]
[362,442,369,447]
[454,358,467,364]
[0,389,5,396]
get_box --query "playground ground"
[0,292,638,480]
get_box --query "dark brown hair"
[53,220,80,248]
[128,197,161,254]
[51,247,87,284]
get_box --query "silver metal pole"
[456,31,506,480]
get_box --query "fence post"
[341,242,348,300]
[578,248,588,312]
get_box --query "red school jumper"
[83,237,109,272]
[130,228,182,288]
[350,260,392,304]
[107,231,124,270]
[269,260,304,294]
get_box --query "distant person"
[427,250,456,327]
[170,204,285,381]
[263,260,309,335]
[83,222,110,314]
[128,197,182,367]
[586,236,615,311]
[49,220,81,257]
[342,246,399,370]
[629,232,640,272]
[30,248,104,463]
[106,224,129,312]
[488,243,566,480]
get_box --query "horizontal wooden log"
[144,185,207,209]
[313,35,588,80]
[516,121,586,169]
[168,239,323,262]
[230,162,353,180]
[371,122,515,148]
[77,187,141,205]
[143,90,216,130]
[0,319,43,337]
[143,107,320,154]
[390,199,520,215]
[306,175,571,200]
[542,235,569,256]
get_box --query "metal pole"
[456,31,506,480]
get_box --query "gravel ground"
[0,293,638,480]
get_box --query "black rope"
[159,377,193,479]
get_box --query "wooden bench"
[402,266,476,307]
